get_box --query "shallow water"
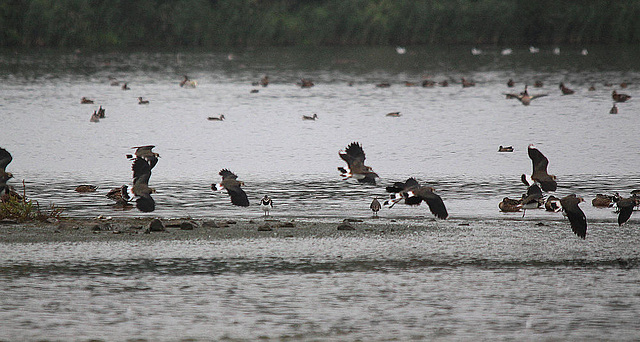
[2,46,640,340]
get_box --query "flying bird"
[545,195,561,212]
[260,195,273,216]
[384,178,448,219]
[522,144,557,192]
[125,157,156,212]
[211,169,250,207]
[559,194,587,239]
[0,147,14,197]
[338,142,379,185]
[126,145,159,170]
[613,194,638,226]
[505,85,547,105]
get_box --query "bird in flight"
[384,177,448,219]
[338,142,379,185]
[212,169,250,207]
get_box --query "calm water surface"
[1,46,640,340]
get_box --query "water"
[1,46,640,340]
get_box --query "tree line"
[1,0,639,48]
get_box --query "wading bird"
[260,195,273,216]
[370,198,382,217]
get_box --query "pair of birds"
[209,169,273,216]
[338,142,449,220]
[107,145,159,212]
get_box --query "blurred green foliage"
[1,0,639,47]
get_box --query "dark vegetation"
[1,0,640,48]
[0,181,64,222]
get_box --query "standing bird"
[612,90,631,102]
[0,147,14,197]
[559,195,587,239]
[505,85,547,106]
[521,184,544,217]
[610,103,618,114]
[338,142,379,185]
[260,195,273,216]
[212,169,250,207]
[126,145,159,170]
[125,157,156,212]
[522,144,557,192]
[384,178,448,219]
[613,194,637,226]
[559,83,575,95]
[370,198,382,217]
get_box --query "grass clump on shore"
[0,181,64,223]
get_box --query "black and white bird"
[520,183,544,217]
[559,194,587,239]
[545,195,562,212]
[504,85,547,106]
[338,142,379,185]
[126,145,159,170]
[384,178,448,219]
[124,157,156,212]
[0,147,14,197]
[613,194,638,226]
[522,144,557,192]
[212,169,250,207]
[370,198,382,217]
[260,195,273,216]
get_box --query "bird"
[126,157,156,212]
[338,142,379,185]
[0,147,14,197]
[395,46,406,54]
[529,46,540,53]
[592,194,614,207]
[545,195,562,212]
[126,145,159,171]
[498,146,514,152]
[534,80,544,88]
[507,79,515,87]
[370,198,382,217]
[298,79,314,88]
[211,169,250,207]
[505,85,547,105]
[610,103,618,114]
[121,83,130,90]
[106,185,133,209]
[522,144,557,192]
[260,195,273,216]
[138,97,149,104]
[471,48,482,55]
[613,194,638,226]
[376,82,391,88]
[97,106,105,118]
[90,111,100,122]
[260,75,269,87]
[207,114,225,121]
[386,112,401,117]
[180,75,197,88]
[559,83,575,95]
[588,85,596,91]
[553,47,561,55]
[75,185,97,192]
[501,48,512,56]
[612,90,631,102]
[384,178,448,219]
[302,113,318,121]
[461,78,475,87]
[521,184,544,217]
[559,194,587,239]
[498,197,521,212]
[81,97,94,104]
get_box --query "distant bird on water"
[302,113,318,121]
[212,169,250,207]
[138,97,149,104]
[507,79,515,87]
[612,90,631,102]
[498,146,514,152]
[207,114,225,121]
[122,83,130,90]
[338,142,379,185]
[75,185,97,193]
[610,103,618,114]
[97,106,105,118]
[298,79,314,88]
[386,112,401,117]
[90,111,100,122]
[559,194,587,239]
[461,78,475,87]
[522,144,557,192]
[370,198,382,217]
[260,195,273,216]
[81,97,94,104]
[559,83,575,95]
[505,85,547,105]
[384,177,448,219]
[0,147,14,198]
[180,75,197,88]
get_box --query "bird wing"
[530,94,548,100]
[132,157,152,186]
[0,147,12,172]
[560,196,587,239]
[219,169,238,180]
[528,147,549,174]
[340,142,366,169]
[417,188,448,219]
[403,177,420,189]
[526,184,542,197]
[617,199,635,226]
[504,93,522,100]
[225,182,250,207]
[136,194,156,212]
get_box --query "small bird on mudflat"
[260,195,273,216]
[370,198,382,217]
